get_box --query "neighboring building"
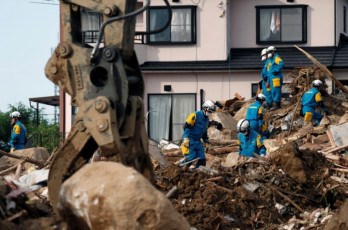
[59,0,348,142]
[134,0,348,142]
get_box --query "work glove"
[10,147,15,153]
[182,138,190,148]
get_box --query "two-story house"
[56,0,348,143]
[132,0,348,143]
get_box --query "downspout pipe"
[200,89,204,110]
[334,0,337,47]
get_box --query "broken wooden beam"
[294,45,348,94]
[320,144,348,154]
[208,146,238,154]
[0,150,45,168]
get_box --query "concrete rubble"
[58,162,190,230]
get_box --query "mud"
[154,142,346,229]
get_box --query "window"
[251,83,259,98]
[147,94,196,142]
[256,5,307,44]
[81,8,102,44]
[147,6,197,44]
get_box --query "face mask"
[267,53,273,58]
[203,110,211,116]
[261,55,267,61]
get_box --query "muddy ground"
[155,142,347,230]
[1,141,346,230]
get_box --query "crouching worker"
[301,80,328,126]
[179,100,216,169]
[246,93,269,138]
[236,119,266,158]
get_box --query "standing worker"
[236,119,266,158]
[260,48,272,109]
[179,100,216,169]
[266,46,284,110]
[246,93,269,138]
[301,80,327,126]
[9,111,27,152]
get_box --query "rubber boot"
[276,102,281,109]
[270,102,281,111]
[195,159,206,168]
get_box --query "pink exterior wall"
[230,0,336,47]
[143,71,263,112]
[135,0,230,62]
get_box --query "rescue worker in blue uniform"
[301,80,327,126]
[246,93,269,138]
[236,119,266,158]
[260,48,272,109]
[179,100,216,169]
[9,111,27,152]
[266,46,284,110]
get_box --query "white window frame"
[147,6,197,45]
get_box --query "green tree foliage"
[0,102,61,153]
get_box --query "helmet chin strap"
[242,130,250,136]
[239,119,250,135]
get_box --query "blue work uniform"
[237,130,266,157]
[180,110,209,167]
[10,121,27,150]
[246,101,268,137]
[267,53,284,104]
[301,87,325,125]
[261,59,272,107]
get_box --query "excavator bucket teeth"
[48,126,98,212]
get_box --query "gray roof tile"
[140,35,348,71]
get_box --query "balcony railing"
[82,30,100,44]
[82,30,146,44]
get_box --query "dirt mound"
[154,142,346,230]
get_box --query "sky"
[0,1,60,119]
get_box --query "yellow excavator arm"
[45,0,153,212]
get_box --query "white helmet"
[236,119,250,134]
[267,46,276,52]
[261,48,267,61]
[312,79,323,88]
[202,100,216,113]
[267,46,276,58]
[10,111,21,118]
[256,93,266,102]
[261,48,267,56]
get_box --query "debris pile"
[154,66,348,229]
[0,65,347,229]
[156,142,347,229]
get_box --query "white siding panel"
[143,72,262,110]
[230,0,335,47]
